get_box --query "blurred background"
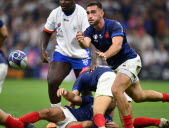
[0,0,169,80]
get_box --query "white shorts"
[115,55,142,83]
[0,63,8,93]
[95,72,132,102]
[56,107,77,128]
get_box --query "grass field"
[0,78,169,128]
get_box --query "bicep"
[112,36,123,46]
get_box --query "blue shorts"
[52,52,91,69]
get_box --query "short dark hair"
[86,1,103,10]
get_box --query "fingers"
[57,88,67,97]
[95,51,107,60]
[76,31,84,42]
[41,52,50,63]
[89,65,97,72]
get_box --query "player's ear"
[100,10,104,18]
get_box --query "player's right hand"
[41,51,50,63]
[76,31,84,43]
[57,88,68,97]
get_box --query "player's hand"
[105,122,119,128]
[67,102,75,108]
[76,31,84,44]
[41,51,50,63]
[95,51,107,60]
[57,88,68,97]
[89,64,97,72]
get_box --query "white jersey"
[44,4,90,59]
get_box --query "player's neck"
[94,18,104,31]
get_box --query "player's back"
[72,66,113,92]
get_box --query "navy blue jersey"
[72,66,112,92]
[84,19,137,70]
[0,20,3,28]
[0,50,7,64]
[65,96,112,124]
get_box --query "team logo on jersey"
[93,34,98,42]
[56,23,63,37]
[82,59,89,66]
[57,23,61,27]
[105,32,110,38]
[99,34,103,38]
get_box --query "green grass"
[0,79,169,128]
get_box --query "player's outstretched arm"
[57,88,82,105]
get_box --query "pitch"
[0,79,169,128]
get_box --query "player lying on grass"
[0,88,119,128]
[0,87,168,128]
[71,66,169,128]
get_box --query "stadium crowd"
[0,0,169,80]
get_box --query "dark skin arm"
[40,30,52,63]
[89,43,98,72]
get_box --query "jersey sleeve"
[44,10,56,33]
[110,20,124,38]
[81,96,94,105]
[72,76,83,92]
[84,26,93,39]
[0,20,4,28]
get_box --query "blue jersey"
[0,20,7,64]
[84,19,137,70]
[72,66,112,92]
[65,96,112,127]
[0,20,3,28]
[0,50,7,64]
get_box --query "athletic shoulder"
[105,19,122,29]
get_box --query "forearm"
[105,44,122,59]
[79,40,89,49]
[40,31,51,53]
[90,44,97,65]
[62,91,76,102]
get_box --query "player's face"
[60,0,75,14]
[86,5,104,25]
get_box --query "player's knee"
[112,87,122,97]
[132,95,145,103]
[38,108,53,119]
[47,76,62,88]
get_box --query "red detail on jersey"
[105,32,110,38]
[44,27,55,33]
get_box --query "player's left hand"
[95,51,107,60]
[57,88,68,97]
[105,122,119,128]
